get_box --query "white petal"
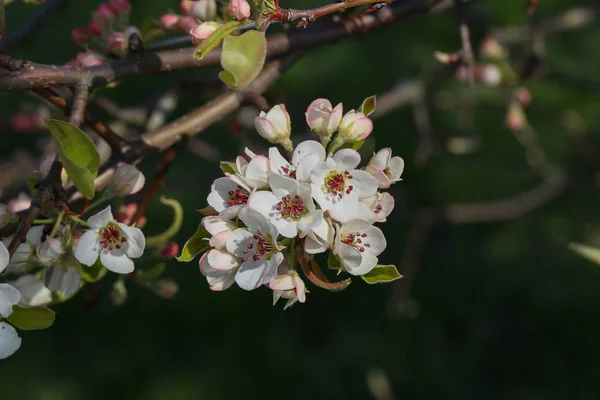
[337,244,363,273]
[74,230,100,267]
[207,177,238,212]
[209,230,230,250]
[348,170,378,199]
[0,242,8,274]
[120,224,145,259]
[328,195,359,223]
[292,140,326,165]
[248,190,280,220]
[266,104,290,134]
[238,207,278,239]
[268,147,291,176]
[304,232,330,254]
[388,156,405,182]
[369,148,391,170]
[61,268,82,297]
[297,210,323,235]
[100,250,134,274]
[254,117,279,141]
[10,275,52,307]
[25,225,45,244]
[245,155,270,189]
[206,249,240,271]
[332,148,361,171]
[0,283,21,317]
[363,225,387,256]
[365,165,391,189]
[235,252,283,291]
[226,228,255,258]
[269,274,295,291]
[296,153,323,182]
[219,205,244,220]
[202,216,234,236]
[269,173,298,198]
[348,251,378,276]
[87,206,114,230]
[199,252,238,291]
[0,322,22,360]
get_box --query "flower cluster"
[194,98,404,309]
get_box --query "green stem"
[49,211,65,238]
[69,215,89,228]
[33,218,55,225]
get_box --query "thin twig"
[455,0,475,88]
[69,83,90,127]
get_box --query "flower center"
[325,170,353,198]
[341,231,370,253]
[227,185,249,207]
[374,205,383,214]
[276,194,307,221]
[99,222,127,251]
[280,165,297,179]
[242,230,275,262]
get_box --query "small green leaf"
[358,95,377,116]
[220,161,238,174]
[569,242,600,265]
[135,263,166,285]
[219,30,267,90]
[177,223,211,262]
[80,259,108,283]
[45,119,100,199]
[7,306,56,331]
[194,20,244,60]
[361,265,403,284]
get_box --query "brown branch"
[282,0,393,28]
[455,0,475,88]
[132,137,187,225]
[0,0,474,92]
[69,82,89,127]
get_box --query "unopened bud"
[506,101,527,132]
[228,0,251,20]
[160,13,180,29]
[338,110,373,141]
[110,279,128,306]
[254,104,292,151]
[190,22,220,46]
[108,164,145,197]
[107,32,127,55]
[187,0,217,21]
[87,20,104,37]
[76,51,105,67]
[109,0,131,13]
[72,28,89,46]
[160,242,180,257]
[305,98,343,145]
[177,16,197,32]
[94,3,115,24]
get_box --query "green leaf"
[45,119,100,199]
[361,265,403,284]
[569,242,600,265]
[220,161,238,174]
[177,223,211,262]
[7,306,56,331]
[219,30,267,90]
[327,252,343,274]
[80,259,108,283]
[135,263,166,285]
[358,95,377,116]
[194,20,244,60]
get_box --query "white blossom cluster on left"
[182,97,404,310]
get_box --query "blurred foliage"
[2,0,600,399]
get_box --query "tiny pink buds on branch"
[177,16,198,32]
[190,22,220,46]
[183,0,217,21]
[72,28,89,46]
[254,104,293,154]
[160,13,181,30]
[305,98,343,146]
[109,0,131,14]
[107,32,127,55]
[228,0,251,20]
[87,20,104,37]
[94,3,115,25]
[329,109,373,153]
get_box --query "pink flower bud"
[305,98,343,137]
[10,113,38,132]
[109,164,145,197]
[188,0,217,21]
[71,28,89,45]
[109,0,131,13]
[177,16,197,32]
[228,0,251,20]
[76,51,105,67]
[87,20,104,36]
[94,3,115,24]
[107,32,127,54]
[516,88,532,106]
[189,22,219,46]
[160,13,180,29]
[254,104,291,143]
[180,0,192,13]
[150,279,179,298]
[338,110,373,141]
[160,242,180,257]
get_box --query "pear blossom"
[230,154,270,190]
[202,216,236,249]
[338,110,373,141]
[269,140,326,182]
[254,105,292,149]
[207,177,252,219]
[299,211,334,254]
[190,22,220,46]
[3,225,44,273]
[228,0,251,20]
[106,163,145,197]
[310,149,378,223]
[249,174,320,238]
[333,220,386,276]
[0,283,22,360]
[10,275,53,307]
[160,242,180,257]
[199,249,240,291]
[365,148,404,189]
[305,98,343,143]
[94,3,115,24]
[36,237,64,265]
[74,206,146,274]
[109,0,131,13]
[225,207,284,290]
[43,264,81,298]
[357,192,394,223]
[269,267,306,310]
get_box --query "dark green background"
[2,0,600,398]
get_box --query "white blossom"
[74,206,145,274]
[365,148,404,189]
[269,265,306,310]
[357,192,395,223]
[10,275,53,307]
[254,104,291,145]
[199,249,240,291]
[333,220,387,276]
[207,176,251,219]
[225,207,283,290]
[310,149,378,223]
[0,322,21,360]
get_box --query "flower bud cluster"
[197,98,403,309]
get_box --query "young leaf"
[194,20,244,60]
[45,119,100,199]
[358,95,377,116]
[219,30,267,90]
[7,306,56,331]
[177,223,211,262]
[361,265,403,284]
[569,242,600,265]
[220,161,238,174]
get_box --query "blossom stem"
[69,215,89,228]
[298,253,351,292]
[49,210,65,238]
[33,218,55,225]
